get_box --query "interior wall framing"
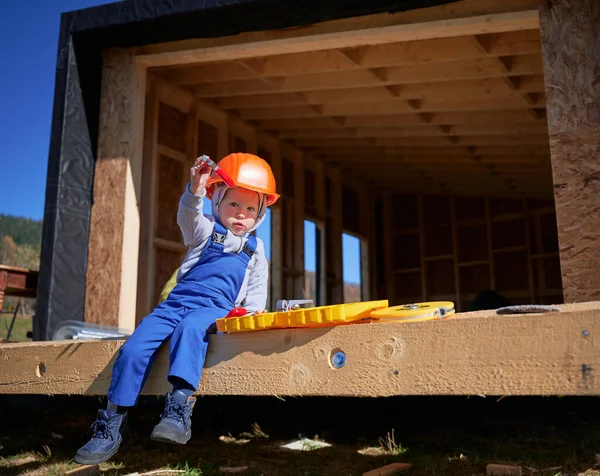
[383,192,562,311]
[303,154,327,305]
[130,74,347,320]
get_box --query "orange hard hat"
[206,153,280,206]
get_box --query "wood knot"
[289,363,311,388]
[376,338,404,362]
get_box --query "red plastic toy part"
[225,308,248,318]
[198,155,236,188]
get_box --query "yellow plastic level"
[216,300,389,333]
[369,301,455,323]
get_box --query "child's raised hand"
[189,157,212,196]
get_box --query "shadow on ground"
[1,394,600,475]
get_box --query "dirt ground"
[1,394,600,476]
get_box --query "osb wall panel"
[342,186,360,235]
[540,0,600,302]
[86,158,128,326]
[86,48,145,328]
[198,119,218,159]
[158,102,187,152]
[156,155,184,242]
[304,168,317,217]
[229,135,247,153]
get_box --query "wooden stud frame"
[383,192,561,310]
[257,132,283,310]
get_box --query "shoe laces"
[89,418,112,440]
[162,399,192,425]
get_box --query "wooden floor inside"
[2,301,599,397]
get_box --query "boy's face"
[218,187,260,236]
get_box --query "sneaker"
[74,409,131,465]
[150,391,196,444]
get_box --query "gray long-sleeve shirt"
[175,184,269,313]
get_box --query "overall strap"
[211,222,227,247]
[242,234,257,259]
[212,222,257,259]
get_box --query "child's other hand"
[257,309,268,314]
[190,157,212,196]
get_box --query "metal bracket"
[276,299,314,312]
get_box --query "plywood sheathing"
[539,0,600,303]
[149,9,551,198]
[2,301,600,396]
[85,49,146,331]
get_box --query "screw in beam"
[331,351,346,369]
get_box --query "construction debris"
[486,463,523,476]
[363,462,412,476]
[281,438,332,451]
[219,466,249,473]
[65,465,100,476]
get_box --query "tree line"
[0,214,42,270]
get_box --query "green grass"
[0,313,32,342]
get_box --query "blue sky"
[0,0,361,285]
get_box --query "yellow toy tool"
[216,300,455,333]
[369,301,455,323]
[216,300,389,333]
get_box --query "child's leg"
[167,307,224,392]
[108,310,183,407]
[150,307,225,445]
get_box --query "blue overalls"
[108,222,257,406]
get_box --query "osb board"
[85,159,128,327]
[540,0,600,302]
[85,48,146,331]
[157,102,187,152]
[3,301,600,397]
[197,118,219,159]
[156,155,184,242]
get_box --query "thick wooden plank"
[2,302,599,396]
[137,9,540,67]
[195,67,544,99]
[159,31,541,84]
[540,0,600,303]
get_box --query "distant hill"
[304,270,361,303]
[0,214,42,247]
[0,214,42,270]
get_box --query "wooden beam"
[136,77,159,324]
[325,167,344,304]
[257,133,283,310]
[85,50,146,332]
[540,0,600,303]
[467,35,542,119]
[159,30,541,85]
[195,67,544,98]
[136,10,540,67]
[4,303,600,396]
[297,135,550,148]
